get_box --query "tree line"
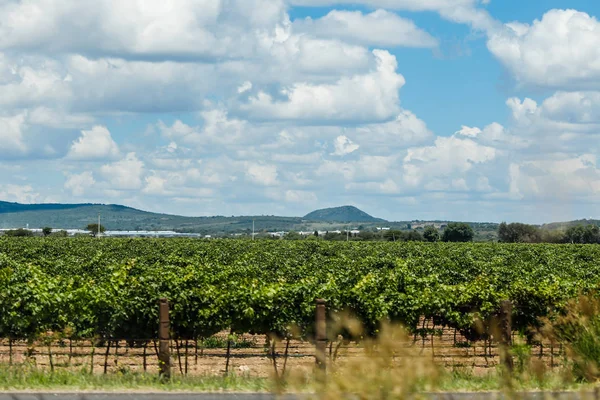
[498,222,600,244]
[284,223,475,243]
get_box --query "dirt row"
[0,322,565,377]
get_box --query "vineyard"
[0,238,598,374]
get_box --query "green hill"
[304,206,386,223]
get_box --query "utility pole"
[252,219,255,241]
[98,213,101,238]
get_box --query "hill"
[304,205,386,223]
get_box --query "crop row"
[0,238,598,342]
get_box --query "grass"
[0,366,269,392]
[0,363,596,396]
[434,367,593,393]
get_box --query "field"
[0,238,599,385]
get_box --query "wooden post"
[315,299,327,371]
[499,300,514,373]
[158,298,171,379]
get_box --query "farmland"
[0,238,597,342]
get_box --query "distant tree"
[565,225,600,244]
[442,223,474,243]
[52,230,68,238]
[583,225,600,244]
[384,230,404,242]
[498,222,541,243]
[5,228,34,237]
[285,231,302,240]
[423,226,439,242]
[314,230,319,237]
[42,227,53,237]
[358,231,376,241]
[540,229,566,244]
[406,230,423,242]
[86,223,106,237]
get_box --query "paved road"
[0,392,598,400]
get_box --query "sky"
[1,0,600,224]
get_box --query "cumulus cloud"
[246,164,279,186]
[294,9,438,48]
[100,153,145,190]
[0,184,40,203]
[488,9,600,89]
[242,50,404,123]
[403,136,496,188]
[354,110,434,153]
[509,155,600,201]
[0,113,27,155]
[331,135,359,156]
[66,126,120,160]
[289,0,497,31]
[285,190,318,203]
[64,171,95,196]
[0,0,288,61]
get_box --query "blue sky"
[1,0,600,224]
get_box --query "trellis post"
[158,298,171,379]
[315,299,327,372]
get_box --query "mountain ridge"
[303,205,386,223]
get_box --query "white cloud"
[488,9,600,89]
[238,81,253,94]
[246,164,279,186]
[0,0,288,61]
[456,125,481,137]
[509,155,600,201]
[331,135,359,156]
[64,171,95,196]
[403,136,496,188]
[539,91,600,124]
[288,0,497,31]
[294,9,438,48]
[100,153,144,190]
[0,184,40,203]
[285,190,318,203]
[67,126,120,160]
[0,113,27,155]
[354,110,434,153]
[242,50,404,123]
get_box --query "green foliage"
[42,227,53,237]
[498,222,541,243]
[86,224,106,237]
[423,226,439,242]
[3,229,34,237]
[442,223,474,242]
[0,238,597,345]
[565,225,600,244]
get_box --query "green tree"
[423,226,439,242]
[42,227,53,237]
[4,228,34,237]
[384,230,404,242]
[406,230,423,242]
[314,230,319,237]
[498,222,541,243]
[86,223,106,237]
[565,225,600,244]
[442,222,474,242]
[284,231,302,240]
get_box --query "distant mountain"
[0,201,133,214]
[304,206,386,223]
[0,201,318,234]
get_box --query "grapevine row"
[0,238,597,342]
